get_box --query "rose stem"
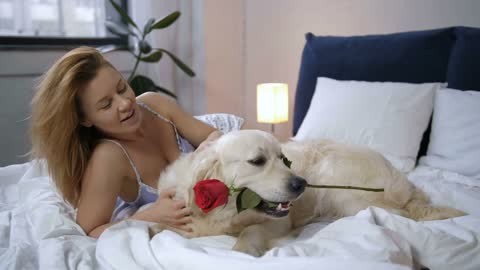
[306,184,384,192]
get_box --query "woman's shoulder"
[80,140,132,196]
[137,92,177,120]
[87,140,131,173]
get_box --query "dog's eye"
[248,156,266,166]
[280,154,292,169]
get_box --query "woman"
[30,47,222,238]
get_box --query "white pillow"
[177,114,243,153]
[295,77,444,172]
[419,88,480,179]
[195,113,244,133]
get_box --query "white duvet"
[1,161,479,270]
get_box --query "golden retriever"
[149,130,465,256]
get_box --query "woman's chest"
[127,119,182,188]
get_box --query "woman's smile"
[121,108,137,124]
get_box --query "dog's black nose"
[288,176,307,194]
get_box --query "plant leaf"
[153,84,177,99]
[97,44,128,54]
[107,0,139,30]
[149,12,181,31]
[143,18,155,35]
[140,51,163,62]
[129,75,155,96]
[105,20,129,36]
[105,20,138,38]
[138,40,152,54]
[129,75,176,98]
[240,189,262,210]
[157,49,196,77]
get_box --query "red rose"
[193,179,229,213]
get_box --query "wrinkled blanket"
[1,161,479,270]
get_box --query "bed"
[1,27,480,270]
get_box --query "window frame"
[0,0,129,50]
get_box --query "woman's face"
[78,66,142,138]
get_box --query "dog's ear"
[192,146,221,182]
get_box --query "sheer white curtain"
[129,0,205,115]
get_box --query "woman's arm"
[86,188,192,238]
[76,142,126,237]
[76,142,192,238]
[137,92,221,147]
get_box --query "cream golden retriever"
[150,129,464,256]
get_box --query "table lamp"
[256,83,289,134]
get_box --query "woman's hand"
[134,187,193,232]
[195,130,223,152]
[195,140,214,152]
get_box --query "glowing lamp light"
[256,83,288,134]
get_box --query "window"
[0,0,127,48]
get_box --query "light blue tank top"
[109,101,194,222]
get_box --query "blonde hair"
[30,46,114,207]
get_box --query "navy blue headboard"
[292,26,480,157]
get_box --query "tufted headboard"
[292,26,480,157]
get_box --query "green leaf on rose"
[236,188,262,213]
[266,202,278,208]
[241,189,262,209]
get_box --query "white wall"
[204,0,246,117]
[0,50,133,166]
[204,0,480,141]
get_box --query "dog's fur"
[150,130,465,256]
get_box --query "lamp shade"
[257,83,289,124]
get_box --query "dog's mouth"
[255,199,292,217]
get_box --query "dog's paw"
[148,223,196,239]
[232,238,267,257]
[424,207,467,221]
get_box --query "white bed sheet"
[0,161,479,270]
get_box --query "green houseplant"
[99,0,195,98]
